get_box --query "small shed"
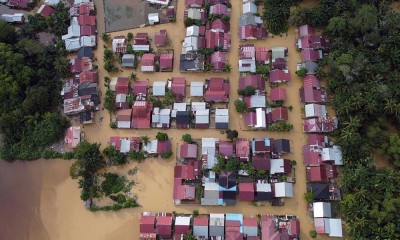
[215,108,229,129]
[274,182,293,198]
[148,13,159,25]
[313,202,332,218]
[153,81,166,96]
[190,82,204,96]
[122,54,135,68]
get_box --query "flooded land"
[0,0,337,239]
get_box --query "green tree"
[243,86,256,96]
[234,99,248,113]
[156,132,169,141]
[225,157,239,172]
[129,72,137,81]
[182,134,192,143]
[183,231,196,240]
[382,134,400,167]
[161,150,173,159]
[141,136,150,144]
[104,90,115,113]
[223,63,231,72]
[304,191,314,203]
[127,32,133,42]
[103,145,127,166]
[296,68,308,77]
[101,33,111,43]
[0,20,17,44]
[310,230,317,238]
[226,129,238,141]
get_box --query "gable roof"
[180,144,197,159]
[218,141,233,157]
[271,107,289,121]
[154,29,168,46]
[174,165,196,180]
[160,53,173,69]
[270,87,287,101]
[269,69,291,83]
[299,24,315,37]
[239,74,265,91]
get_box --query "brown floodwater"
[0,0,340,239]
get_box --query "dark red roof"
[299,24,315,37]
[307,134,325,146]
[300,35,330,49]
[38,4,54,16]
[173,180,196,200]
[141,54,155,67]
[175,223,190,235]
[131,101,152,128]
[243,217,258,227]
[304,75,320,87]
[300,87,325,104]
[205,31,229,50]
[245,112,257,126]
[79,4,90,15]
[160,53,173,69]
[185,0,204,7]
[79,71,98,83]
[134,33,149,45]
[70,58,82,73]
[269,69,291,83]
[78,15,96,26]
[255,47,269,63]
[271,107,288,122]
[109,136,121,150]
[270,87,287,101]
[154,30,167,46]
[171,77,185,101]
[301,49,320,62]
[174,165,196,180]
[180,144,197,159]
[303,145,322,166]
[236,139,250,160]
[211,51,226,71]
[140,215,156,234]
[239,74,265,91]
[211,19,229,33]
[210,3,228,15]
[272,58,286,70]
[219,141,233,157]
[157,140,171,154]
[157,216,172,238]
[193,217,208,226]
[239,25,267,40]
[239,182,255,201]
[290,219,300,236]
[306,165,328,182]
[205,78,229,102]
[117,109,132,121]
[80,25,96,36]
[7,0,29,8]
[116,77,129,94]
[252,153,270,170]
[133,81,147,96]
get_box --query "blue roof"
[265,138,270,146]
[226,214,244,232]
[218,186,237,191]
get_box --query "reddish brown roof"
[269,69,291,83]
[239,182,255,201]
[140,215,156,234]
[307,134,325,146]
[180,144,197,159]
[141,53,155,67]
[306,165,328,182]
[133,81,147,96]
[132,101,152,128]
[239,74,265,91]
[171,77,185,101]
[116,77,129,94]
[117,109,132,121]
[211,51,226,71]
[134,33,149,45]
[154,30,167,46]
[78,15,96,26]
[80,25,96,36]
[193,217,208,226]
[185,0,204,7]
[290,219,300,236]
[79,4,90,15]
[174,165,196,180]
[211,19,230,33]
[270,87,287,101]
[243,217,258,227]
[157,140,171,154]
[38,4,54,16]
[236,139,250,160]
[157,216,172,238]
[255,47,269,63]
[160,53,173,69]
[303,145,322,166]
[79,71,98,83]
[252,153,270,170]
[173,180,196,200]
[299,24,315,37]
[301,49,320,62]
[271,107,288,122]
[219,141,234,157]
[205,31,229,50]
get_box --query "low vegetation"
[266,122,293,132]
[182,134,192,143]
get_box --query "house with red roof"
[252,138,271,170]
[78,4,91,15]
[245,108,266,130]
[307,134,326,146]
[157,140,172,154]
[173,165,196,204]
[65,126,81,149]
[117,109,132,128]
[180,143,197,160]
[174,165,196,181]
[270,158,291,175]
[171,77,186,102]
[112,36,126,53]
[301,49,323,62]
[174,216,191,238]
[299,24,315,37]
[131,101,152,128]
[133,81,148,99]
[303,117,337,133]
[141,53,155,72]
[239,183,255,201]
[211,51,226,71]
[7,0,30,9]
[239,74,265,91]
[185,0,204,7]
[306,165,331,182]
[255,47,270,64]
[236,138,250,162]
[303,145,323,166]
[211,19,230,33]
[154,30,168,47]
[140,215,156,240]
[205,31,230,51]
[70,58,82,73]
[297,35,331,50]
[210,3,229,15]
[239,44,256,73]
[79,71,98,83]
[300,75,326,104]
[243,217,258,237]
[239,25,267,41]
[159,53,173,72]
[204,78,229,102]
[157,216,173,239]
[114,77,130,109]
[218,141,234,158]
[208,0,229,4]
[78,15,96,26]
[270,107,289,122]
[270,87,287,102]
[134,32,149,45]
[80,25,96,36]
[37,4,54,16]
[269,69,291,84]
[109,136,141,153]
[193,217,209,238]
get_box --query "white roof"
[271,47,287,60]
[243,2,257,14]
[183,36,200,52]
[239,59,256,73]
[1,13,24,23]
[328,218,343,237]
[305,104,327,118]
[109,78,117,91]
[210,214,225,224]
[65,38,81,51]
[71,17,79,26]
[153,81,166,96]
[190,82,204,96]
[144,140,158,154]
[120,139,131,153]
[196,109,209,124]
[148,13,159,23]
[45,0,60,5]
[187,8,203,20]
[274,182,293,198]
[133,45,150,51]
[313,202,332,218]
[141,66,154,72]
[322,146,343,165]
[202,138,217,168]
[62,25,81,40]
[250,95,266,108]
[270,158,285,174]
[146,0,170,6]
[255,108,266,128]
[175,216,191,226]
[74,0,90,3]
[205,182,219,191]
[256,181,271,192]
[186,25,200,37]
[116,94,127,103]
[215,108,229,124]
[117,121,131,129]
[81,36,96,47]
[192,102,206,111]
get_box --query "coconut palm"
[101,33,111,43]
[140,136,150,144]
[129,72,137,81]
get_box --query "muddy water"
[0,0,339,239]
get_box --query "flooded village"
[0,0,345,239]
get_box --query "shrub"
[193,210,199,217]
[156,132,169,141]
[304,191,314,203]
[182,134,192,143]
[109,122,117,129]
[296,68,308,77]
[129,151,146,162]
[101,173,126,196]
[161,150,173,159]
[234,99,248,113]
[310,230,317,238]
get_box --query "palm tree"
[223,63,231,72]
[141,136,150,145]
[384,99,397,115]
[129,72,137,81]
[101,33,111,43]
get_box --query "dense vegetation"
[291,1,400,238]
[0,5,71,160]
[262,0,291,35]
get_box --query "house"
[245,108,266,130]
[141,53,155,72]
[174,216,191,237]
[80,35,96,48]
[77,82,98,100]
[225,214,243,239]
[171,77,185,101]
[299,24,315,37]
[7,0,30,9]
[322,146,343,165]
[122,54,135,68]
[190,82,204,96]
[180,144,197,159]
[133,81,148,98]
[274,182,293,198]
[182,36,205,54]
[218,141,233,158]
[252,138,271,170]
[309,183,330,200]
[192,102,206,111]
[80,25,96,36]
[117,109,132,128]
[314,218,343,237]
[239,183,254,201]
[151,108,171,128]
[131,101,152,129]
[133,33,150,51]
[202,181,220,205]
[186,25,200,37]
[219,171,237,205]
[308,134,326,146]
[157,140,172,154]
[313,202,332,218]
[239,74,265,91]
[154,30,168,46]
[297,35,330,50]
[215,108,229,129]
[243,2,257,14]
[37,4,54,16]
[270,87,287,101]
[65,126,81,149]
[239,44,256,72]
[176,111,190,129]
[204,78,229,102]
[236,139,250,162]
[1,13,25,23]
[79,71,98,83]
[302,61,319,75]
[210,3,228,15]
[159,53,173,72]
[269,69,291,84]
[185,0,204,8]
[261,215,281,240]
[238,25,267,40]
[305,104,327,118]
[140,215,156,239]
[148,13,159,25]
[109,136,141,153]
[306,165,337,182]
[211,19,230,33]
[301,49,323,62]
[193,217,209,238]
[174,165,196,181]
[243,217,258,237]
[195,109,210,128]
[209,214,225,238]
[211,51,226,71]
[243,94,266,108]
[157,215,173,239]
[303,117,338,133]
[271,47,288,61]
[272,139,291,155]
[205,31,230,51]
[77,47,92,58]
[255,47,269,64]
[147,0,170,6]
[44,0,60,5]
[78,15,95,26]
[185,8,207,22]
[270,159,291,175]
[303,145,323,166]
[256,180,272,201]
[65,38,81,52]
[239,14,262,26]
[112,36,127,53]
[270,107,289,122]
[62,25,80,40]
[202,138,217,168]
[300,76,326,103]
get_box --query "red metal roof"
[243,217,258,227]
[141,54,155,67]
[157,216,172,237]
[290,219,300,236]
[269,69,291,83]
[303,145,322,166]
[78,15,96,26]
[171,77,185,100]
[185,0,204,6]
[239,44,255,59]
[157,140,171,154]
[134,33,149,45]
[211,19,229,33]
[116,77,129,94]
[303,75,320,87]
[180,144,197,159]
[140,215,156,234]
[306,165,328,182]
[300,35,330,49]
[252,154,270,170]
[307,134,325,146]
[154,30,167,46]
[210,3,228,15]
[175,224,190,235]
[133,81,147,96]
[271,107,288,122]
[70,58,82,73]
[299,24,315,37]
[173,180,196,200]
[219,141,234,157]
[205,31,229,50]
[194,217,208,226]
[79,71,98,83]
[239,74,265,91]
[314,218,326,233]
[270,87,287,101]
[245,112,257,126]
[160,53,173,69]
[300,87,324,104]
[239,25,267,40]
[117,109,132,121]
[174,165,196,180]
[255,47,269,63]
[79,4,90,15]
[38,4,54,16]
[239,182,255,201]
[80,25,96,36]
[236,139,250,160]
[301,49,320,62]
[211,51,226,71]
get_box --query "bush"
[266,122,293,132]
[182,134,192,143]
[156,132,169,141]
[161,150,173,159]
[304,191,314,203]
[193,210,199,217]
[109,122,117,129]
[129,151,146,162]
[101,173,126,196]
[110,193,126,204]
[296,68,308,77]
[234,99,248,113]
[310,230,317,238]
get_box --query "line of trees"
[291,1,400,238]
